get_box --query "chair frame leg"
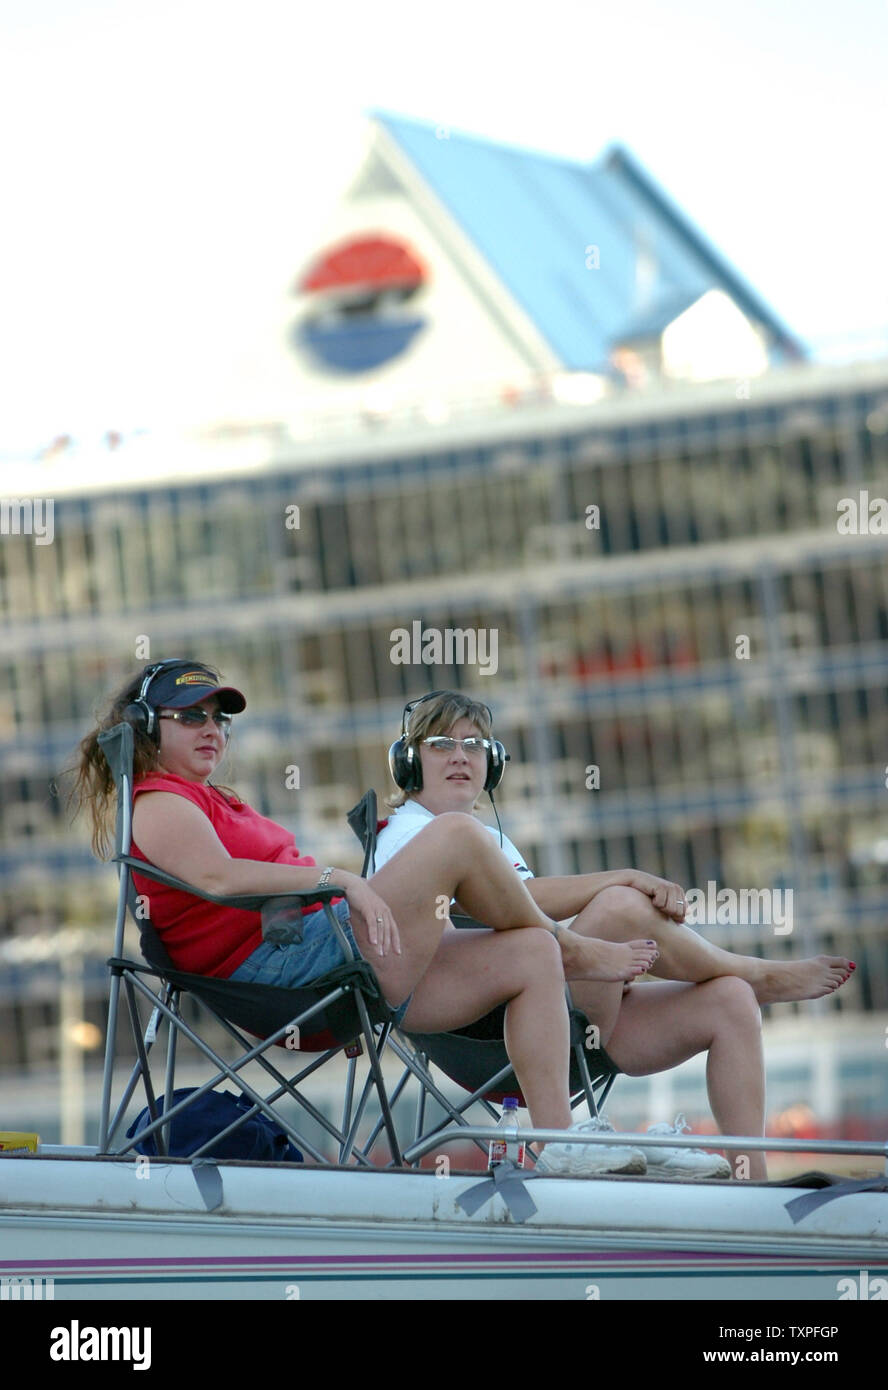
[106,969,339,1161]
[102,965,402,1165]
[351,999,402,1164]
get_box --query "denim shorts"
[229,897,412,1025]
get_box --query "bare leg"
[567,885,853,1006]
[355,814,581,1130]
[603,977,768,1180]
[399,926,573,1130]
[364,812,554,1001]
[368,813,655,995]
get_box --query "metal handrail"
[406,1125,888,1168]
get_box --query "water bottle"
[488,1096,525,1168]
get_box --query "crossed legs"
[561,884,848,1181]
[565,884,852,1010]
[353,819,784,1174]
[602,977,768,1180]
[364,813,574,1131]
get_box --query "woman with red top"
[72,658,663,1177]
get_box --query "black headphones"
[388,690,509,794]
[123,658,187,743]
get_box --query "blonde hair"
[386,690,494,809]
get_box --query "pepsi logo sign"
[293,233,428,372]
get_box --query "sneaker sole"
[644,1161,731,1179]
[571,1152,648,1176]
[537,1153,648,1177]
[594,1154,648,1175]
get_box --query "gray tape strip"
[784,1178,888,1223]
[456,1160,539,1222]
[192,1161,224,1211]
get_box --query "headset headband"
[401,690,494,740]
[137,659,184,705]
[126,658,186,741]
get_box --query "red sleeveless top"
[130,773,340,977]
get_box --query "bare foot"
[753,956,854,1005]
[559,930,659,983]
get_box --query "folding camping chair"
[97,722,403,1166]
[347,791,621,1166]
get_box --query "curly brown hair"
[385,690,495,809]
[67,661,235,858]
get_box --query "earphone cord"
[488,788,505,848]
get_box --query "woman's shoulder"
[490,826,533,877]
[380,801,435,832]
[388,800,434,819]
[134,772,215,807]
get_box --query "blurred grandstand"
[1,114,886,1150]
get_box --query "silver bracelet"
[317,866,334,890]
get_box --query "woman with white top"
[374,690,855,1180]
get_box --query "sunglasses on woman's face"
[422,736,490,755]
[158,708,233,737]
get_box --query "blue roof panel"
[372,112,804,372]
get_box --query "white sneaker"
[637,1114,731,1178]
[536,1117,647,1176]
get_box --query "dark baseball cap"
[146,661,246,714]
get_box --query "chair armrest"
[115,854,344,913]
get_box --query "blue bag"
[126,1087,304,1162]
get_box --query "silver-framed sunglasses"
[158,708,234,737]
[422,736,491,754]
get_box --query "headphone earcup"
[125,657,189,746]
[124,701,148,729]
[484,740,508,792]
[388,739,422,792]
[124,700,155,741]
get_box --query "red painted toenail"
[850,962,856,969]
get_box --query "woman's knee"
[503,925,563,982]
[388,812,486,878]
[585,884,656,925]
[418,810,486,848]
[702,975,762,1028]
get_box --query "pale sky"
[1,0,886,449]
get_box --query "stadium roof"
[368,111,805,372]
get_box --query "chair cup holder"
[260,898,305,945]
